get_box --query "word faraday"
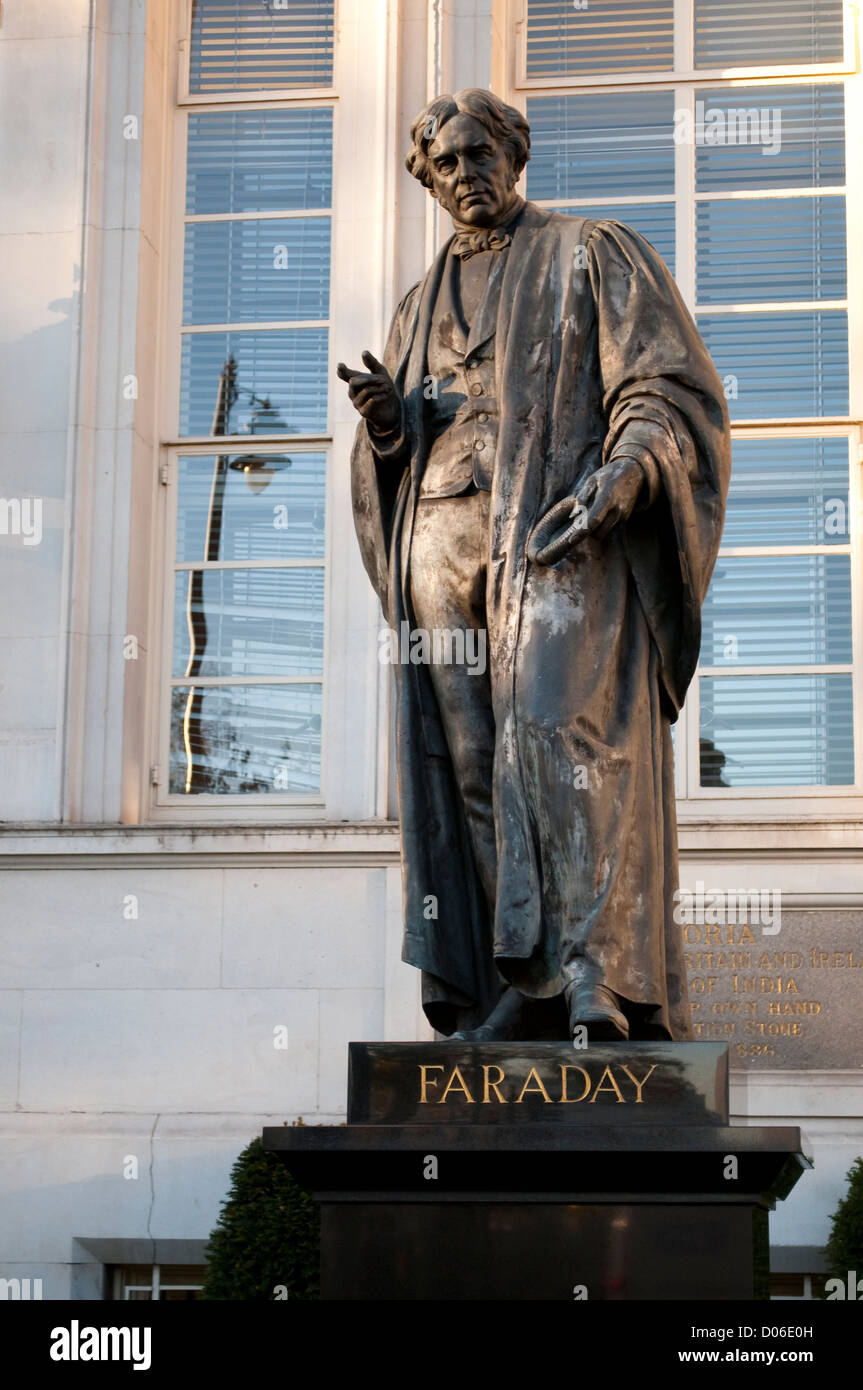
[50,1321,151,1371]
[418,1061,656,1105]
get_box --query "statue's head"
[406,89,530,229]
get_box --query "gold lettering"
[746,1020,804,1037]
[419,1064,444,1104]
[619,1063,656,1104]
[439,1065,475,1103]
[589,1065,625,1103]
[559,1065,591,1103]
[482,1064,507,1104]
[514,1066,553,1104]
[767,1000,821,1015]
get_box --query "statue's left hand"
[528,457,645,566]
[575,456,645,540]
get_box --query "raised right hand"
[336,351,401,435]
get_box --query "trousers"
[408,489,498,912]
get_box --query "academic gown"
[350,205,731,1038]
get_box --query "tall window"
[510,0,860,799]
[157,0,335,806]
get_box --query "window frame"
[512,0,857,90]
[177,0,338,106]
[499,0,863,814]
[146,0,394,823]
[110,1264,206,1300]
[154,446,329,810]
[681,422,862,803]
[156,11,336,815]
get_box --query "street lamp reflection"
[181,361,293,794]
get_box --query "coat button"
[475,441,485,451]
[477,412,488,422]
[470,382,483,395]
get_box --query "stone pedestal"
[263,1042,810,1300]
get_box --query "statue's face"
[426,112,518,228]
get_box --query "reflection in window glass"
[699,674,853,786]
[169,684,321,795]
[169,450,325,798]
[179,330,329,437]
[173,41,332,800]
[172,568,324,679]
[176,454,325,562]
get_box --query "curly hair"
[405,89,530,189]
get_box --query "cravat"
[452,227,512,260]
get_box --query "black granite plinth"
[347,1041,728,1125]
[320,1203,767,1301]
[263,1042,810,1300]
[263,1121,807,1201]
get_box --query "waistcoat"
[419,245,507,498]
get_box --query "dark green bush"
[202,1134,320,1300]
[823,1156,863,1290]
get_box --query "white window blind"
[189,0,334,92]
[515,4,858,795]
[162,14,333,802]
[693,0,845,68]
[525,1,675,79]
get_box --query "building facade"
[0,0,861,1299]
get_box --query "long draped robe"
[351,206,731,1038]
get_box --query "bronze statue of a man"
[339,89,730,1043]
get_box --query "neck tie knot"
[453,227,512,260]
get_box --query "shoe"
[449,987,525,1042]
[568,984,629,1042]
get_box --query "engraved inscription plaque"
[684,909,863,1069]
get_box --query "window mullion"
[850,428,863,789]
[675,76,696,793]
[674,84,696,312]
[674,0,694,74]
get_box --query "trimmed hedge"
[202,1135,320,1300]
[824,1155,863,1291]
